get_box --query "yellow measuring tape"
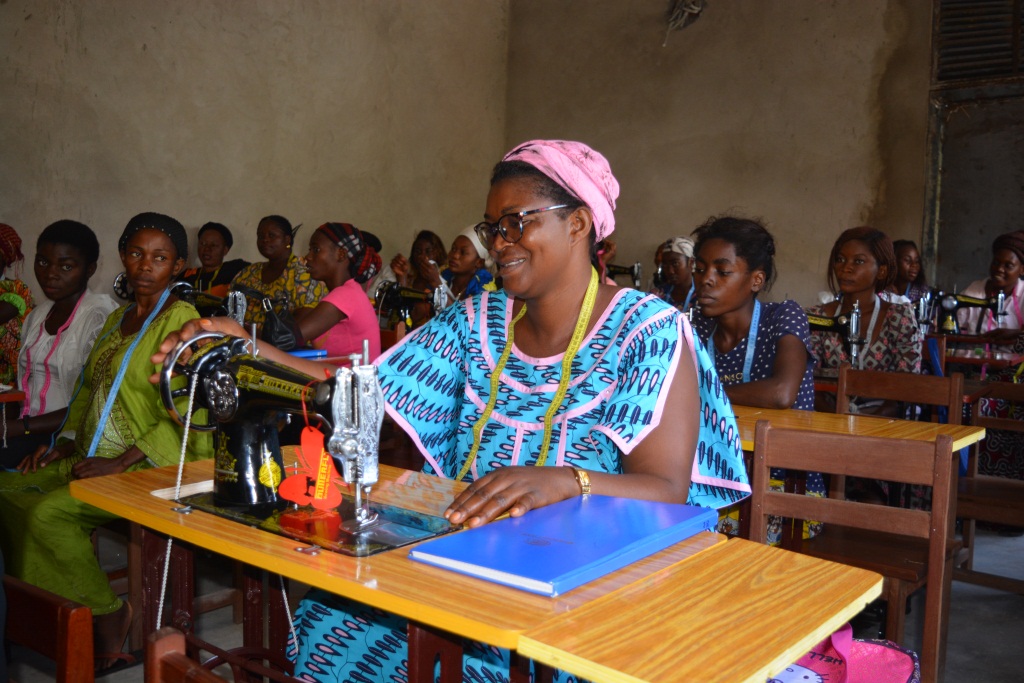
[457,267,600,481]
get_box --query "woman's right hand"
[149,316,248,381]
[391,254,410,285]
[19,440,73,474]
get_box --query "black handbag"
[260,297,304,351]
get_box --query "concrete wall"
[0,0,508,303]
[1,1,931,308]
[506,0,932,303]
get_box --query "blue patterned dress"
[289,288,748,683]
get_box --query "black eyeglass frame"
[474,204,570,247]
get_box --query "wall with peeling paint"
[507,0,932,303]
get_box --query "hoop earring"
[113,272,135,301]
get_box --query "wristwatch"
[572,466,591,496]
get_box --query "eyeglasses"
[474,204,569,247]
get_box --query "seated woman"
[657,236,696,313]
[3,221,118,468]
[957,230,1024,342]
[0,224,34,387]
[231,215,328,330]
[179,222,249,305]
[689,216,821,541]
[300,222,383,359]
[438,226,495,305]
[0,213,211,671]
[154,140,749,683]
[385,229,448,327]
[806,226,921,413]
[889,239,929,305]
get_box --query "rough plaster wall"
[506,0,930,304]
[0,0,508,304]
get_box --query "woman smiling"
[153,141,748,682]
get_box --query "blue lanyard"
[710,300,761,382]
[84,288,171,458]
[682,282,695,312]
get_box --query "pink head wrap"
[502,140,620,242]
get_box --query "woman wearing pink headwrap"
[152,140,747,683]
[0,224,34,386]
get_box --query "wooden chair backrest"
[750,420,955,682]
[3,574,94,683]
[146,626,227,682]
[970,380,1024,433]
[923,334,948,376]
[836,365,964,424]
[380,321,407,352]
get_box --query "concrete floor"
[7,528,1023,682]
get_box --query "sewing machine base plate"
[177,492,456,557]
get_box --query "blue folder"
[408,494,717,596]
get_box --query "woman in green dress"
[0,212,212,670]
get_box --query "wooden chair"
[749,420,957,683]
[145,626,227,682]
[3,574,94,682]
[923,334,948,377]
[834,365,963,501]
[958,380,1024,594]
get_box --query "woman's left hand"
[445,466,579,528]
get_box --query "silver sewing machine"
[933,290,1006,335]
[807,301,864,367]
[158,334,450,555]
[605,261,644,289]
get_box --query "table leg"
[407,622,462,683]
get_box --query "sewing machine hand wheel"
[160,330,227,431]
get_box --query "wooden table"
[732,405,985,452]
[519,538,882,683]
[0,389,25,403]
[70,461,882,683]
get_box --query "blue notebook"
[407,495,717,596]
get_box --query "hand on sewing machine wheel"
[18,440,73,474]
[444,466,579,528]
[149,316,248,380]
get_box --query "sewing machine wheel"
[160,330,227,431]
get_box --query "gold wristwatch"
[572,467,592,496]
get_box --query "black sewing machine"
[169,281,248,321]
[807,302,864,367]
[605,262,643,289]
[373,281,446,327]
[933,290,1006,335]
[159,334,453,555]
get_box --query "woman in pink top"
[300,223,382,360]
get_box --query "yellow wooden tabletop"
[732,404,985,452]
[518,537,882,683]
[70,461,725,649]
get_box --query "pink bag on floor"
[768,623,920,683]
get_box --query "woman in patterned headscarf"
[0,224,34,386]
[298,222,383,359]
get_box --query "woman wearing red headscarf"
[300,223,382,360]
[0,224,34,386]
